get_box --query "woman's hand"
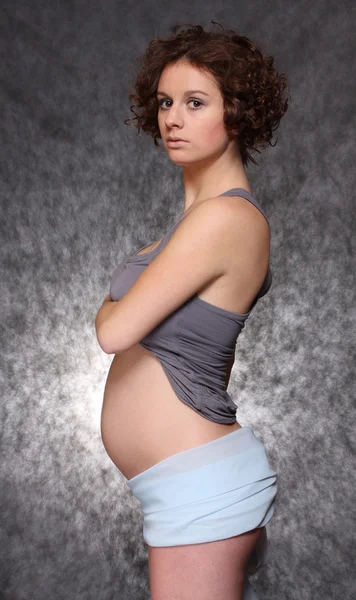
[95,294,117,351]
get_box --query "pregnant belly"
[101,343,241,480]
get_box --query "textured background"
[1,1,355,599]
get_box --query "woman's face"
[156,61,232,166]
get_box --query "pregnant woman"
[95,22,290,600]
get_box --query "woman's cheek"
[206,121,229,147]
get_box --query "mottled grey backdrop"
[1,1,355,599]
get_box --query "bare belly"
[101,343,242,480]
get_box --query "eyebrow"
[156,89,210,97]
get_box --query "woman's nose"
[165,107,184,128]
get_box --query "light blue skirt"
[127,426,277,553]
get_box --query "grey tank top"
[109,188,272,424]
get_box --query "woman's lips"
[167,139,188,147]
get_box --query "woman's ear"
[227,127,239,142]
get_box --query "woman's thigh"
[148,526,264,600]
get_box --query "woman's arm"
[96,197,269,355]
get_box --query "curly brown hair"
[124,22,291,168]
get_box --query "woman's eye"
[158,98,203,110]
[189,99,203,109]
[158,99,171,109]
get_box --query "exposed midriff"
[101,341,242,481]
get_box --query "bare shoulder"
[174,194,270,280]
[213,193,269,228]
[191,194,270,245]
[198,194,271,276]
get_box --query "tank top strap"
[132,214,190,259]
[155,211,189,251]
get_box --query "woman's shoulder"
[192,192,270,234]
